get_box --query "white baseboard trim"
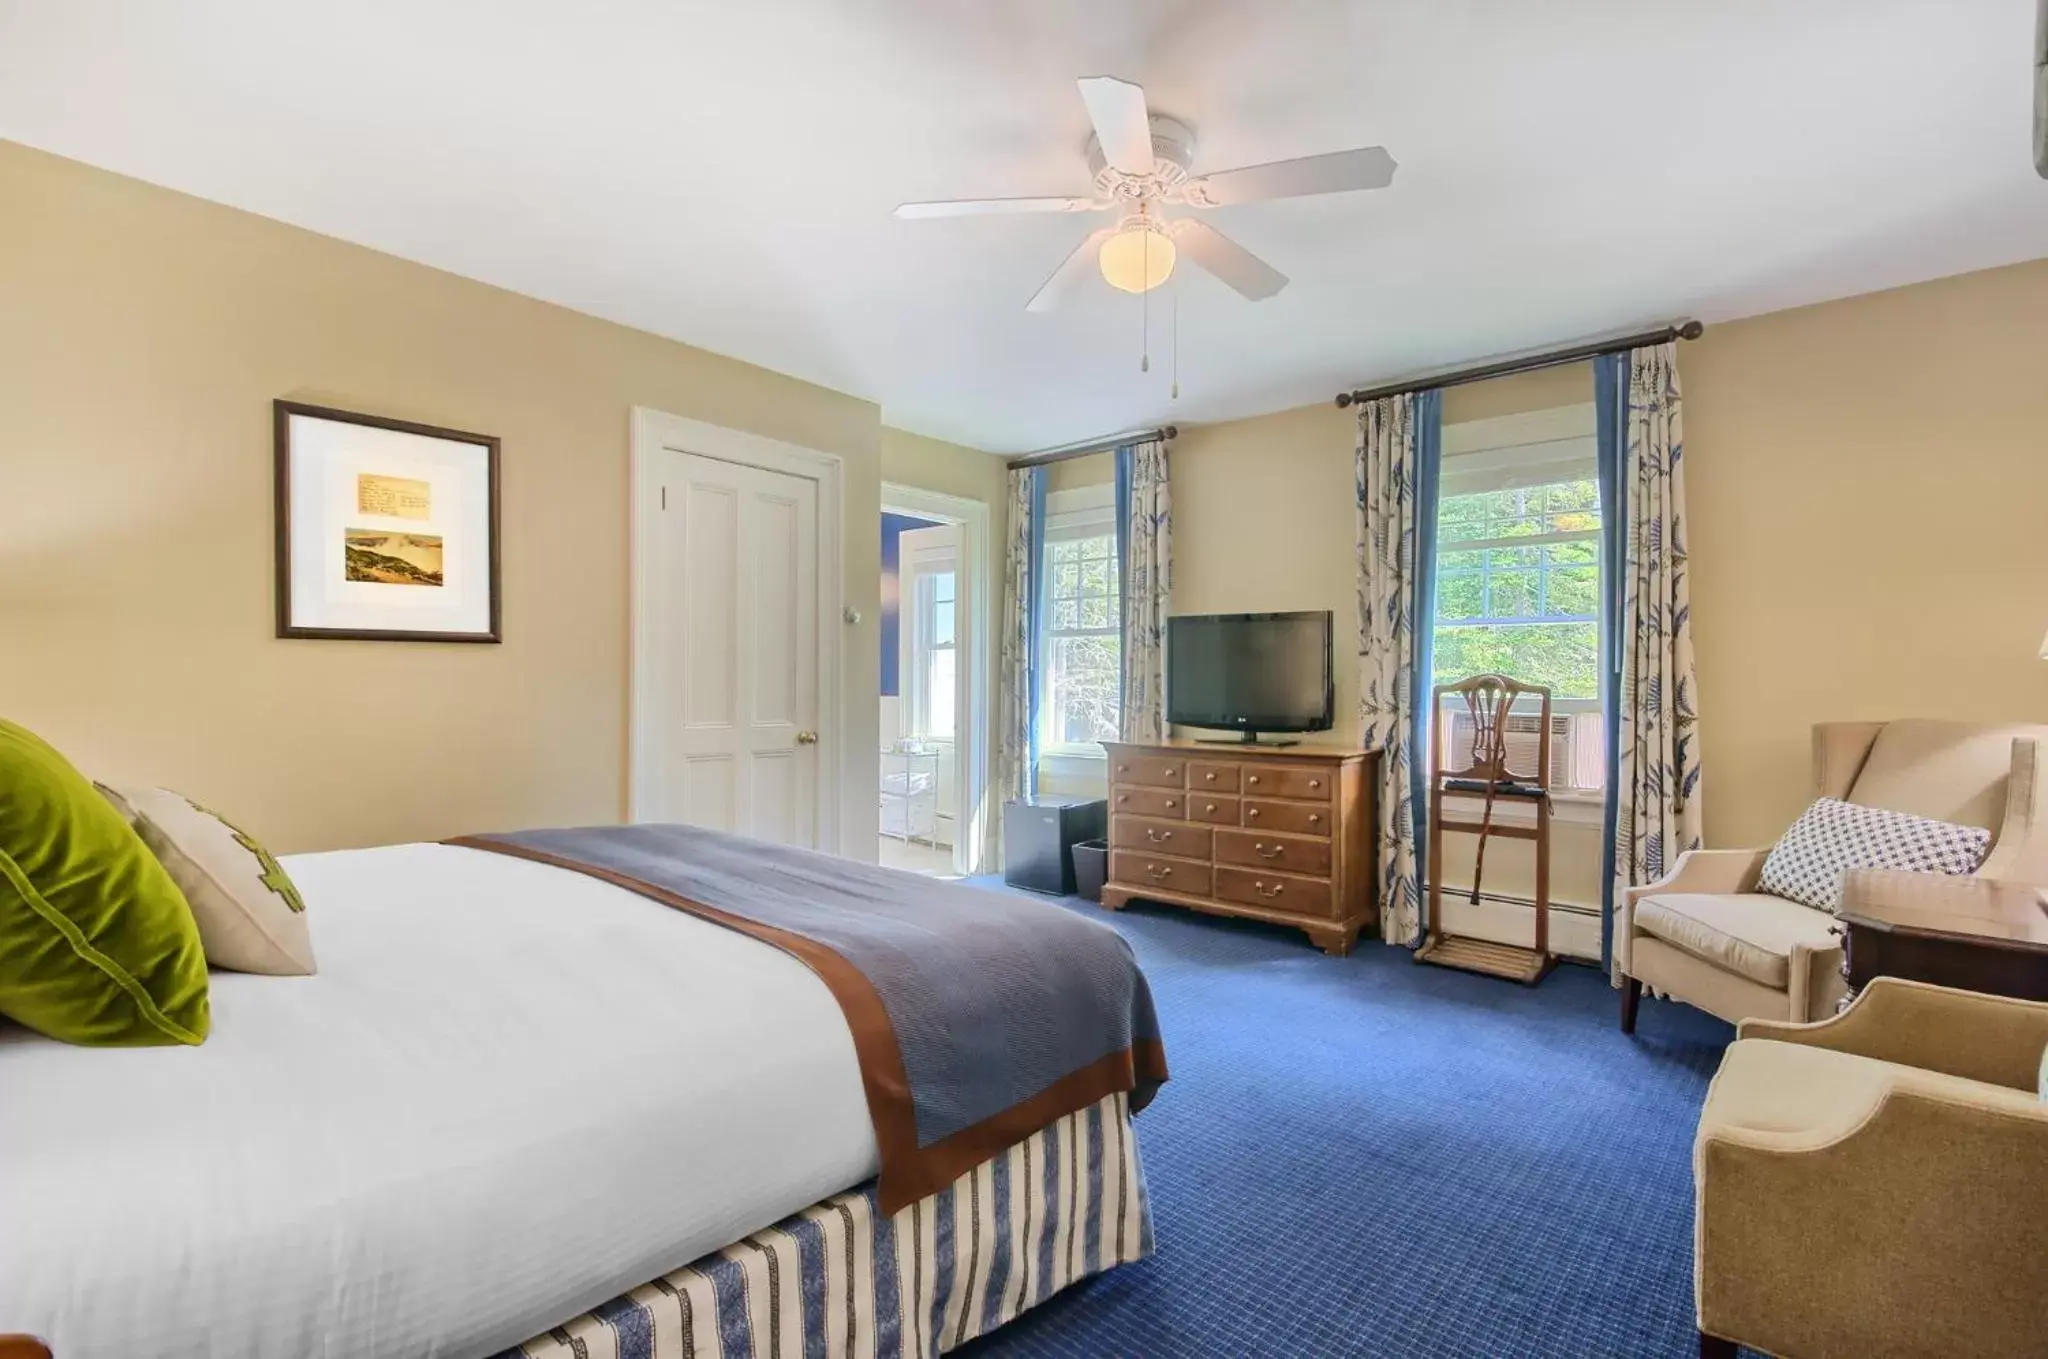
[1425,884,1602,962]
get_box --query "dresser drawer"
[1214,866,1338,919]
[1110,851,1212,898]
[1112,817,1212,859]
[1109,753,1189,789]
[1240,764,1335,801]
[1187,761,1241,793]
[1215,829,1333,877]
[1242,799,1333,837]
[1187,795,1241,825]
[1112,786,1187,820]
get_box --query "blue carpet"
[957,884,1734,1359]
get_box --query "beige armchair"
[1619,719,2048,1031]
[1693,978,2048,1359]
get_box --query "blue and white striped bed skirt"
[500,1092,1152,1359]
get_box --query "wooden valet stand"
[1415,673,1557,985]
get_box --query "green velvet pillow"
[0,718,209,1045]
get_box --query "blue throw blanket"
[449,823,1166,1210]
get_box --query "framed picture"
[273,401,501,642]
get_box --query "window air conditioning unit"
[1442,709,1604,792]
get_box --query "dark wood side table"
[1837,869,2048,1002]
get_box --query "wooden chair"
[1416,673,1557,984]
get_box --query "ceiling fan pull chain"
[1171,280,1180,400]
[1140,229,1151,373]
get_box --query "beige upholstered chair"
[1618,719,2048,1031]
[1693,978,2048,1359]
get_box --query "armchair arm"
[1697,1080,2048,1358]
[1622,848,1768,907]
[1738,976,2048,1091]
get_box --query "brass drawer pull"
[1247,808,1261,820]
[1253,880,1284,899]
[1164,766,1179,777]
[1204,802,1217,813]
[1309,778,1322,791]
[1145,864,1173,881]
[1255,843,1283,859]
[1117,794,1129,804]
[1308,813,1321,825]
[1204,771,1217,782]
[1117,764,1129,773]
[1146,828,1174,843]
[1164,798,1177,810]
[1247,775,1261,786]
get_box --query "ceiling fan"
[895,76,1396,311]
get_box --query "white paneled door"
[648,450,820,847]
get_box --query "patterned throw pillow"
[1759,797,1991,913]
[99,784,315,976]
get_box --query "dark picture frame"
[273,400,502,642]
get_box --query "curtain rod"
[1006,425,1177,469]
[1333,321,1704,409]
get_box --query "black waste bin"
[1071,839,1108,903]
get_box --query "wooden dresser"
[1099,741,1379,955]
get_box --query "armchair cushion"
[1757,798,1988,912]
[1634,892,1838,989]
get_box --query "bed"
[0,832,1163,1359]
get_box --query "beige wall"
[1164,257,2048,935]
[1685,258,2048,846]
[0,139,888,855]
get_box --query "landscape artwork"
[344,528,444,586]
[275,400,501,642]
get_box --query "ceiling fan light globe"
[1098,225,1176,293]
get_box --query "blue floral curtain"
[1596,343,1703,978]
[1114,439,1172,741]
[1355,390,1442,946]
[998,466,1045,848]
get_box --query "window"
[914,569,956,739]
[1039,487,1121,754]
[903,560,957,741]
[1434,478,1601,700]
[1431,409,1606,795]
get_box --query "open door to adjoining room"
[879,487,991,877]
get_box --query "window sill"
[1441,786,1606,828]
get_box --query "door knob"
[795,730,819,745]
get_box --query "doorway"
[880,485,991,876]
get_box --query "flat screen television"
[1165,611,1334,746]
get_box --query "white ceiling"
[3,1,2045,453]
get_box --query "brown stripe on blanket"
[446,835,1169,1212]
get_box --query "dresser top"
[1102,740,1373,762]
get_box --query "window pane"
[1052,598,1079,630]
[1079,594,1112,630]
[1434,621,1599,700]
[1053,562,1079,598]
[1487,568,1538,618]
[1436,572,1485,622]
[1046,634,1121,745]
[928,572,956,646]
[926,649,955,738]
[1544,562,1599,618]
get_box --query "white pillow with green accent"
[99,784,315,976]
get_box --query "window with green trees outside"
[1433,477,1600,700]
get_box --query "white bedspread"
[0,842,879,1359]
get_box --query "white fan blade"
[1183,147,1397,207]
[894,196,1101,219]
[1167,218,1288,300]
[1077,76,1156,176]
[1026,226,1116,312]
